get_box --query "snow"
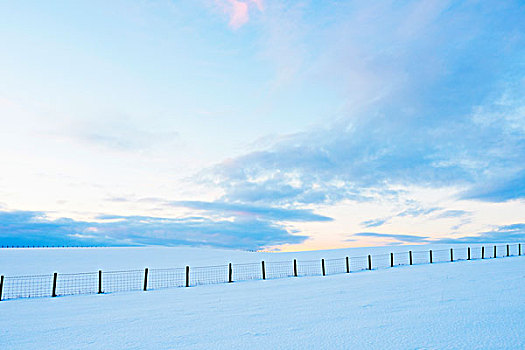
[1,243,482,275]
[1,246,524,349]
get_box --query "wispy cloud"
[436,223,525,244]
[169,200,332,222]
[361,218,388,228]
[215,0,264,29]
[0,210,306,249]
[352,232,429,243]
[434,210,470,219]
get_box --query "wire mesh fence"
[2,274,54,299]
[470,246,483,260]
[148,268,185,290]
[103,270,144,293]
[232,263,262,282]
[393,252,409,266]
[0,243,522,301]
[350,256,369,272]
[454,247,468,261]
[57,272,98,296]
[324,258,347,275]
[412,250,429,264]
[372,254,391,269]
[432,249,450,263]
[296,260,322,277]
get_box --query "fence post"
[368,255,372,270]
[52,272,58,297]
[261,261,266,280]
[468,247,471,261]
[98,270,102,294]
[450,248,454,262]
[228,263,233,283]
[494,245,497,258]
[0,275,3,301]
[185,266,190,287]
[482,246,485,259]
[321,259,326,276]
[143,268,148,291]
[520,244,522,256]
[507,244,509,257]
[346,257,350,273]
[429,250,433,264]
[294,259,298,277]
[409,251,413,265]
[390,253,394,267]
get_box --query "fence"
[0,243,522,301]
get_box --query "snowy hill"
[1,245,524,349]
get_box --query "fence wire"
[432,249,450,263]
[0,244,522,301]
[393,252,409,266]
[232,263,262,282]
[103,270,144,293]
[148,268,185,290]
[190,265,229,286]
[2,274,54,299]
[265,261,294,279]
[470,246,483,260]
[454,248,468,261]
[372,254,391,269]
[324,258,347,275]
[57,272,98,296]
[412,251,429,265]
[296,260,322,276]
[350,256,368,272]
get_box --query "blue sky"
[0,1,524,250]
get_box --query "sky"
[0,0,524,251]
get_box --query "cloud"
[434,210,470,219]
[0,210,306,249]
[352,232,429,243]
[169,200,332,222]
[436,223,525,244]
[192,1,525,214]
[69,122,181,152]
[215,0,264,29]
[461,170,525,202]
[361,218,388,228]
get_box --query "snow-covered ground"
[0,243,486,275]
[1,246,524,349]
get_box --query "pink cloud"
[216,0,264,29]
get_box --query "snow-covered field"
[0,243,488,275]
[1,245,524,349]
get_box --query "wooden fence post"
[520,244,522,256]
[143,268,148,291]
[294,259,298,277]
[346,257,350,273]
[390,253,394,267]
[185,266,190,287]
[98,270,102,294]
[0,275,3,301]
[482,246,485,259]
[368,255,372,270]
[468,247,471,260]
[494,245,497,258]
[228,263,233,283]
[321,259,326,276]
[429,250,433,264]
[507,244,509,257]
[261,261,266,280]
[409,251,413,265]
[450,248,454,262]
[52,272,58,297]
